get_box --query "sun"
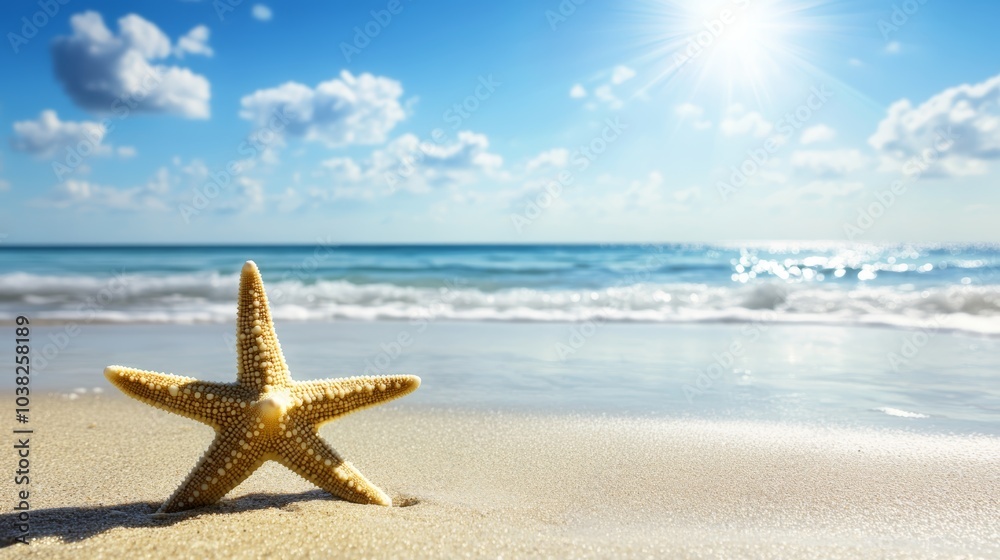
[626,0,836,104]
[675,0,796,90]
[712,5,771,59]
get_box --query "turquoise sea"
[2,243,998,434]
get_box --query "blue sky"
[1,0,998,244]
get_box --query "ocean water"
[3,244,998,434]
[0,244,1000,335]
[1,243,998,333]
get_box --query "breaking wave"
[1,272,998,335]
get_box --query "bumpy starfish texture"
[105,260,420,513]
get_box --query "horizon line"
[1,241,998,249]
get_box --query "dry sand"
[2,394,998,559]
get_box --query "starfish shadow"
[0,490,361,547]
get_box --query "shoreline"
[16,389,1000,440]
[10,320,999,435]
[3,316,998,339]
[2,394,998,557]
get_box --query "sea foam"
[1,271,998,335]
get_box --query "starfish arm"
[274,422,392,506]
[235,261,292,391]
[104,366,255,428]
[289,375,421,426]
[159,422,266,513]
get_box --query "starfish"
[104,260,420,513]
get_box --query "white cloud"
[11,110,109,158]
[240,70,405,148]
[790,149,868,177]
[609,171,664,209]
[765,180,864,206]
[276,187,303,213]
[0,179,8,192]
[849,58,863,67]
[251,4,273,21]
[675,103,703,119]
[572,65,636,110]
[46,157,275,214]
[324,131,502,197]
[526,149,570,173]
[52,12,211,119]
[675,103,712,130]
[598,173,699,211]
[172,158,274,214]
[215,177,265,213]
[497,149,590,210]
[175,25,213,57]
[672,185,701,203]
[611,65,636,85]
[116,146,137,158]
[593,85,621,110]
[720,104,772,137]
[799,124,836,145]
[323,157,364,182]
[40,167,173,210]
[885,41,901,54]
[869,73,1000,177]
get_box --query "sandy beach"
[3,0,1000,552]
[2,252,998,558]
[3,393,998,558]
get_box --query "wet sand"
[2,394,998,558]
